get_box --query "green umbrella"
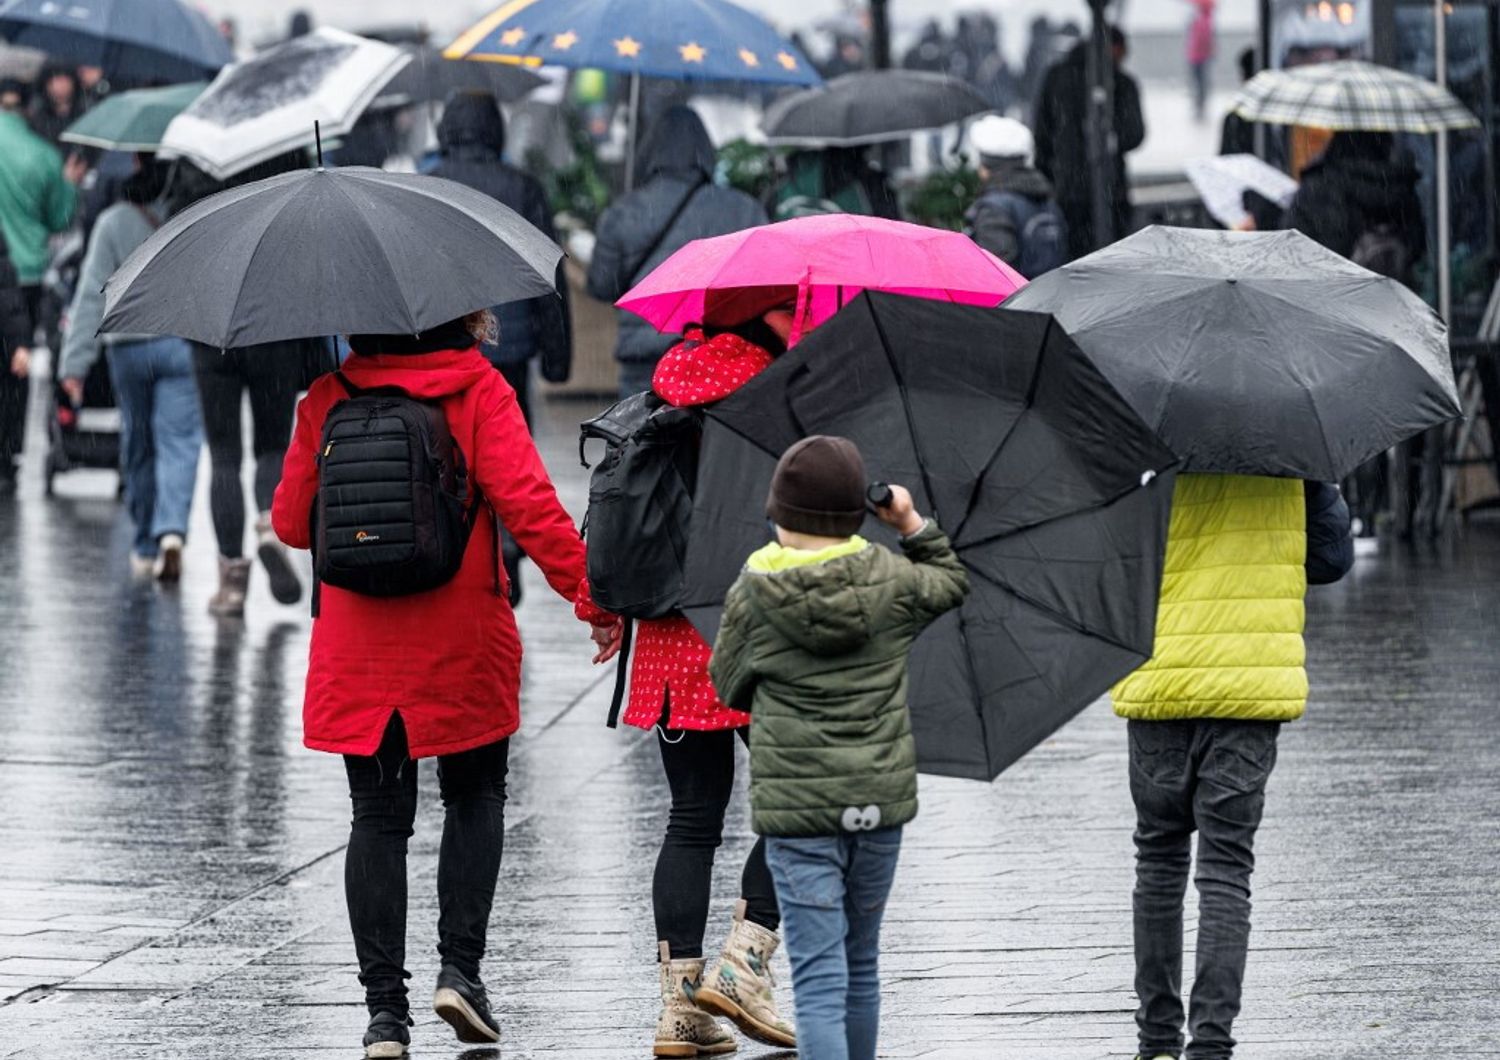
[60,82,206,153]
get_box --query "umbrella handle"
[867,483,894,510]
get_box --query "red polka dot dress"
[621,328,775,732]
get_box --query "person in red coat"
[623,292,804,1056]
[272,313,621,1058]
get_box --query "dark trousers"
[1129,718,1280,1060]
[654,726,779,958]
[343,713,511,1019]
[0,286,41,475]
[192,343,300,559]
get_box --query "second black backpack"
[314,375,479,598]
[579,391,703,620]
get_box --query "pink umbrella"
[618,214,1027,344]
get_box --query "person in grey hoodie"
[587,105,767,396]
[60,156,201,582]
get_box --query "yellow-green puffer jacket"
[1112,474,1308,722]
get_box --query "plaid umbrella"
[1232,60,1477,133]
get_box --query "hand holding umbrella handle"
[867,483,895,510]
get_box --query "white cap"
[970,114,1035,165]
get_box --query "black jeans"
[0,286,40,475]
[343,713,511,1018]
[192,343,301,559]
[1129,718,1280,1060]
[654,726,779,959]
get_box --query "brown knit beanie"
[766,436,868,538]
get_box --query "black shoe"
[433,966,501,1044]
[362,1010,410,1059]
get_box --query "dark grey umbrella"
[375,47,545,108]
[101,167,562,348]
[1004,226,1463,480]
[682,291,1179,781]
[762,69,990,147]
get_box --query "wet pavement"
[2,385,1499,1059]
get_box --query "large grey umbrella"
[682,291,1179,781]
[100,167,562,349]
[1004,226,1462,480]
[762,69,990,147]
[375,47,545,108]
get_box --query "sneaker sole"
[692,988,795,1049]
[364,1043,406,1059]
[433,987,501,1044]
[257,541,303,605]
[653,1042,737,1058]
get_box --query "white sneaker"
[154,534,184,583]
[128,553,156,579]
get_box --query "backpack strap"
[604,618,634,729]
[626,180,706,285]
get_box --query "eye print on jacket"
[841,804,882,832]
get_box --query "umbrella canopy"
[1004,226,1462,480]
[60,82,206,153]
[620,214,1026,337]
[0,0,230,84]
[682,291,1179,781]
[376,46,545,108]
[100,167,562,349]
[159,28,411,181]
[1183,154,1298,230]
[762,70,990,147]
[1232,60,1478,133]
[443,0,820,87]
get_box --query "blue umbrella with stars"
[444,0,820,185]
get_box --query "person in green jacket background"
[1112,475,1354,1060]
[709,436,968,1060]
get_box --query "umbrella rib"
[964,561,1144,659]
[328,176,423,334]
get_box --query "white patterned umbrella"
[1232,60,1477,134]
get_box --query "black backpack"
[1351,223,1413,283]
[579,391,703,620]
[313,374,486,601]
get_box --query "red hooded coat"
[620,329,775,732]
[273,347,606,759]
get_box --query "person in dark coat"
[1285,131,1426,272]
[965,115,1067,278]
[430,90,572,422]
[587,105,768,396]
[1032,29,1146,261]
[0,234,31,495]
[27,63,80,147]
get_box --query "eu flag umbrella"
[681,292,1179,781]
[0,0,231,84]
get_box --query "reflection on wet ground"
[2,394,1498,1057]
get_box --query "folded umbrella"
[682,291,1179,781]
[620,214,1026,337]
[100,167,562,349]
[763,69,991,148]
[159,28,411,181]
[1004,226,1462,480]
[0,0,230,84]
[60,82,206,153]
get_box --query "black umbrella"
[762,69,990,147]
[0,0,231,84]
[1004,226,1463,480]
[375,47,545,108]
[682,291,1179,781]
[101,167,562,349]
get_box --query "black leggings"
[653,726,779,959]
[192,343,301,558]
[343,713,510,1019]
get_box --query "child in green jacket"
[707,435,968,1060]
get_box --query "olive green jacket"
[710,522,969,838]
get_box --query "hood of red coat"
[652,329,775,407]
[337,348,495,400]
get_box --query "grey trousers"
[1128,718,1280,1060]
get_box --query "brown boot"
[208,557,251,617]
[694,900,795,1048]
[654,943,736,1058]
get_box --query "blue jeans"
[107,338,202,557]
[765,828,903,1060]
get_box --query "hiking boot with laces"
[654,942,736,1058]
[694,900,795,1049]
[362,1010,410,1059]
[432,965,501,1044]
